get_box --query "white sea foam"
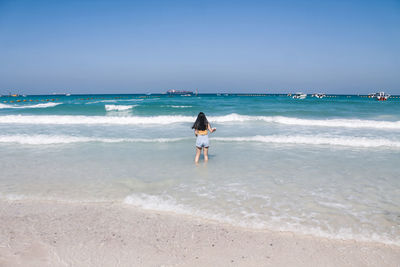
[0,114,399,129]
[162,105,193,108]
[0,193,26,201]
[1,134,399,148]
[88,100,117,104]
[105,104,136,111]
[0,135,187,145]
[2,191,398,245]
[87,99,144,104]
[171,105,192,108]
[124,194,245,227]
[0,115,194,125]
[0,102,61,109]
[213,135,400,148]
[124,194,189,214]
[211,113,400,129]
[123,193,400,246]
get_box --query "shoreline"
[1,200,399,266]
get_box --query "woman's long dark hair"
[192,112,208,130]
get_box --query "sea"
[1,93,399,246]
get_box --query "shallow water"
[1,94,399,245]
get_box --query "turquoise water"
[1,94,400,245]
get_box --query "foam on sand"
[2,200,399,266]
[123,193,400,246]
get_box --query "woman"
[192,112,216,163]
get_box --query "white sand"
[0,200,399,266]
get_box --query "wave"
[0,135,188,145]
[0,115,194,125]
[0,102,61,109]
[171,105,192,108]
[87,99,144,104]
[211,114,400,129]
[213,135,400,148]
[161,105,193,108]
[0,134,399,148]
[105,105,136,111]
[0,114,399,129]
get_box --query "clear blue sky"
[1,0,399,94]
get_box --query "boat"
[51,92,70,96]
[166,89,194,95]
[292,92,307,99]
[312,93,325,98]
[375,92,390,101]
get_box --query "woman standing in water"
[192,112,216,163]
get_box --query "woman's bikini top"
[197,129,208,135]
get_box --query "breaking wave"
[87,99,144,104]
[211,114,400,129]
[105,105,136,111]
[213,135,400,148]
[0,113,399,129]
[0,115,193,125]
[0,135,188,145]
[0,102,61,109]
[161,105,193,108]
[0,134,399,148]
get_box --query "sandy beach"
[1,200,399,267]
[2,0,400,265]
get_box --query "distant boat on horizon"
[166,89,194,95]
[292,92,307,99]
[51,92,71,96]
[8,92,21,97]
[312,93,326,99]
[367,92,390,100]
[376,92,390,101]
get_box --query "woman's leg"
[203,147,209,161]
[195,147,202,163]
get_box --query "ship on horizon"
[368,91,390,101]
[166,89,194,95]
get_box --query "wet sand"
[1,200,399,266]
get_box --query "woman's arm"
[208,124,216,133]
[194,129,198,136]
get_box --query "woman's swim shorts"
[196,134,209,148]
